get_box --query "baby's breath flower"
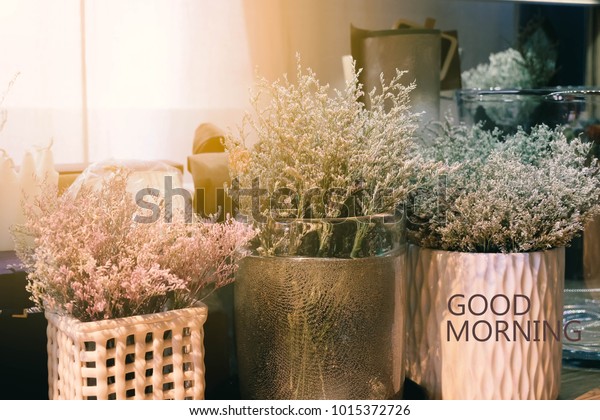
[462,32,556,90]
[228,148,251,175]
[226,56,423,219]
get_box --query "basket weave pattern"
[45,305,207,400]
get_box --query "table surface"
[560,364,600,399]
[0,251,20,276]
[1,251,598,400]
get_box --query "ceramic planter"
[45,304,208,400]
[406,245,564,400]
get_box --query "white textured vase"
[406,245,564,400]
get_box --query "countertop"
[1,251,598,400]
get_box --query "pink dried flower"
[13,168,255,322]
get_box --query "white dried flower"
[226,56,425,219]
[225,56,438,257]
[411,121,600,253]
[462,48,533,89]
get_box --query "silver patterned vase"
[234,216,406,399]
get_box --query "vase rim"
[243,245,406,262]
[409,244,565,256]
[254,213,401,224]
[456,87,600,104]
[44,302,208,331]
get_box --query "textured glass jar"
[554,90,600,363]
[234,216,406,399]
[455,88,569,135]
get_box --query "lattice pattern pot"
[46,304,207,400]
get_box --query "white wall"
[0,0,83,165]
[0,0,517,181]
[83,0,255,171]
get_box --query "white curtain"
[0,0,517,182]
[85,0,255,171]
[0,0,83,164]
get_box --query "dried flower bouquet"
[410,121,600,253]
[13,168,255,322]
[226,57,436,257]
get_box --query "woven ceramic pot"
[45,304,208,400]
[406,245,564,400]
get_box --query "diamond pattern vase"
[406,245,564,399]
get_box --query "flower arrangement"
[458,20,559,137]
[410,121,600,253]
[13,168,255,322]
[225,57,434,257]
[461,19,556,90]
[228,58,417,400]
[462,48,535,90]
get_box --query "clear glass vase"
[455,87,600,138]
[544,90,600,363]
[455,88,564,135]
[456,88,600,363]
